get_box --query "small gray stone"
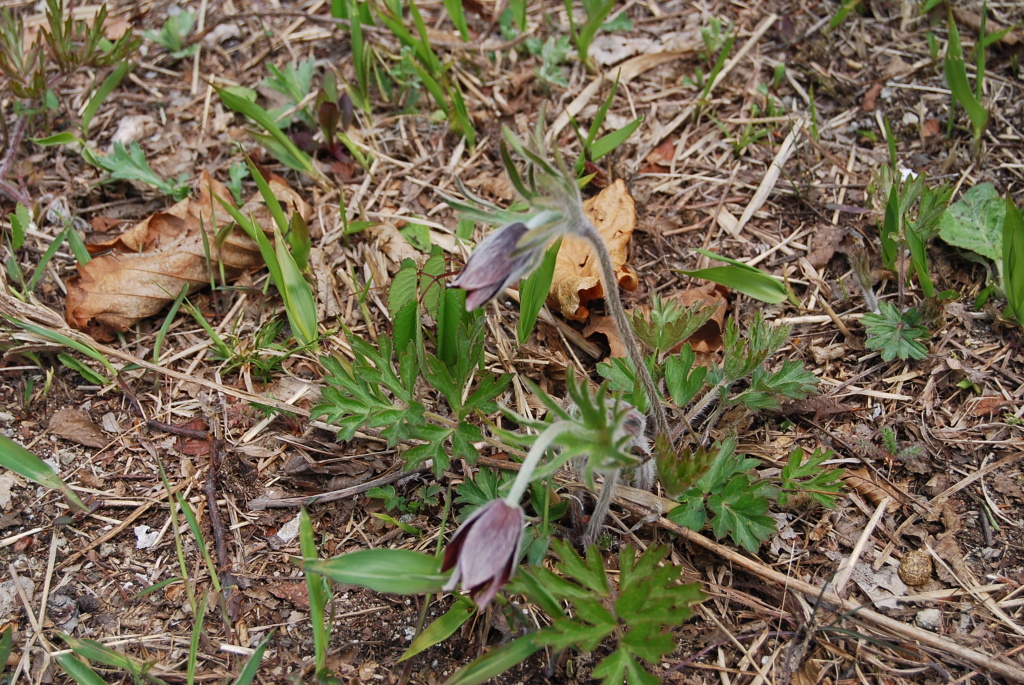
[915,608,941,631]
[0,578,35,619]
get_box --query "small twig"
[204,438,239,630]
[0,117,31,205]
[247,462,433,510]
[0,116,27,180]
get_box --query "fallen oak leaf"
[65,172,311,336]
[548,179,639,321]
[85,171,230,254]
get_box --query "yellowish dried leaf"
[548,179,639,321]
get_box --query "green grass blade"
[443,632,545,685]
[303,549,449,594]
[243,155,289,233]
[1,315,116,376]
[215,86,319,178]
[300,508,331,675]
[905,224,934,297]
[274,225,319,345]
[57,353,109,385]
[153,284,189,365]
[518,240,560,343]
[54,653,109,685]
[187,593,207,685]
[0,434,87,511]
[1003,195,1024,325]
[400,599,475,662]
[214,194,285,288]
[0,625,13,667]
[27,227,71,291]
[443,0,470,40]
[944,12,989,140]
[81,61,131,133]
[680,249,792,304]
[176,494,222,592]
[589,115,643,161]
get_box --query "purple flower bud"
[451,222,540,310]
[441,499,525,609]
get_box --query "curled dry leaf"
[65,171,311,338]
[674,282,728,353]
[548,179,639,321]
[586,283,729,360]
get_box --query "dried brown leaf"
[65,172,311,336]
[48,407,107,448]
[548,180,639,321]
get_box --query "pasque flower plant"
[443,122,671,446]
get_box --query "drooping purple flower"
[451,221,541,310]
[442,499,525,609]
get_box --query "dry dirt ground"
[1,0,1024,683]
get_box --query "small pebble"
[916,608,941,631]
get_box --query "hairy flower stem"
[580,221,672,446]
[505,420,576,505]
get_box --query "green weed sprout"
[564,0,619,70]
[143,9,197,59]
[944,8,988,144]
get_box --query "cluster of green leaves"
[313,248,510,476]
[498,371,649,489]
[595,308,832,551]
[204,318,303,382]
[143,9,197,59]
[859,131,958,360]
[83,142,191,201]
[4,202,93,310]
[375,1,475,147]
[216,86,328,184]
[876,163,952,299]
[668,439,842,552]
[564,0,627,71]
[508,540,705,684]
[602,311,816,415]
[368,482,442,515]
[0,0,138,129]
[685,18,735,111]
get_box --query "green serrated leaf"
[862,302,930,361]
[552,539,609,596]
